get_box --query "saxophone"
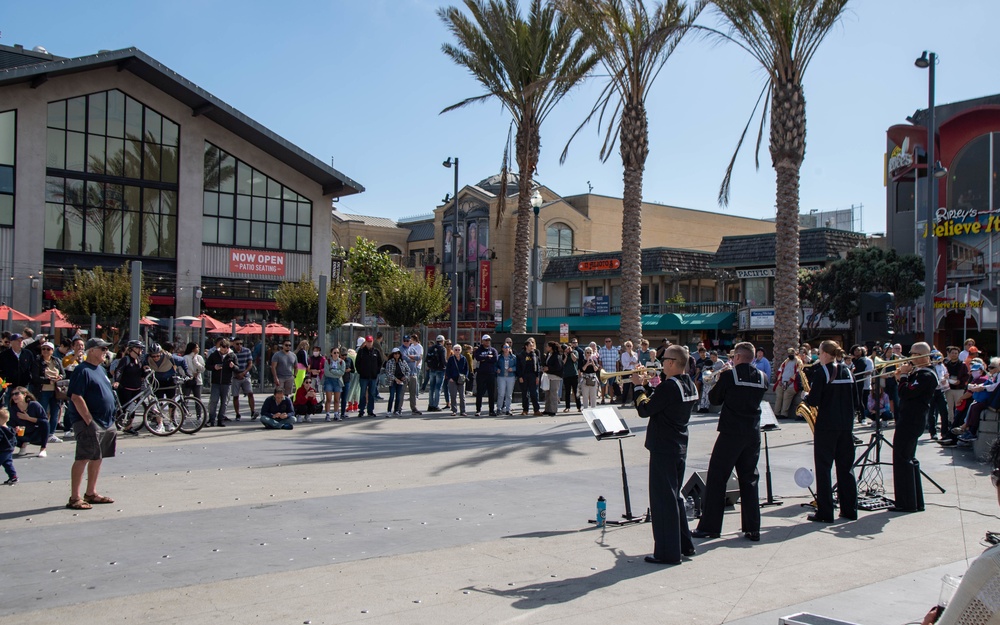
[795,361,818,433]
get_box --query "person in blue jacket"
[446,344,469,416]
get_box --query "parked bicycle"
[115,373,185,437]
[170,375,207,434]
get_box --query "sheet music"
[583,406,630,438]
[760,400,779,430]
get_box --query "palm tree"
[439,0,597,334]
[558,0,701,346]
[709,0,848,357]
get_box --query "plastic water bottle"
[596,496,607,527]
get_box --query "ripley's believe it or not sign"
[928,207,1000,237]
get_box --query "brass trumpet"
[598,363,662,383]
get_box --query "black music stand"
[584,406,648,526]
[759,401,784,508]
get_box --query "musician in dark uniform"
[633,345,699,565]
[691,342,768,542]
[890,341,937,512]
[804,340,858,523]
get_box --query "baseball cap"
[971,362,984,370]
[969,346,980,354]
[786,348,797,355]
[365,335,374,342]
[482,334,491,341]
[436,335,445,342]
[391,347,401,354]
[41,341,54,350]
[9,333,22,341]
[356,337,366,348]
[86,338,111,350]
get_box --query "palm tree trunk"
[770,81,806,356]
[510,121,540,335]
[619,102,648,347]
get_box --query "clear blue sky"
[3,0,995,235]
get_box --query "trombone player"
[802,340,858,523]
[890,341,937,513]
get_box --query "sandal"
[84,493,115,504]
[66,498,93,510]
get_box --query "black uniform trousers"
[521,377,539,412]
[649,449,693,562]
[696,431,760,534]
[813,429,858,520]
[475,374,497,414]
[892,415,925,511]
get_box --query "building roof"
[331,209,396,228]
[0,44,62,70]
[712,227,866,268]
[543,247,714,282]
[405,221,436,243]
[0,46,364,197]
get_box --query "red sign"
[578,259,620,272]
[228,249,286,276]
[480,260,491,307]
[425,265,436,284]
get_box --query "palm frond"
[718,82,768,207]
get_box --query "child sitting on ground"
[0,408,18,485]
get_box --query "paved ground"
[1,391,997,625]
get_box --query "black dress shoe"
[807,514,833,523]
[838,513,858,521]
[886,506,918,513]
[682,546,696,557]
[644,555,681,565]
[690,529,720,539]
[744,531,760,542]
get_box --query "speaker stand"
[761,428,784,508]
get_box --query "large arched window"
[546,222,573,257]
[945,133,994,277]
[378,244,402,256]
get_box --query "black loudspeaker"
[682,470,740,517]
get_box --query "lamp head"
[915,51,930,68]
[443,157,454,168]
[933,161,948,179]
[530,190,543,213]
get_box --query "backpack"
[426,344,444,370]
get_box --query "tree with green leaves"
[369,272,452,330]
[439,0,597,334]
[708,0,849,357]
[346,236,406,301]
[799,247,924,336]
[61,264,151,336]
[558,0,701,345]
[274,275,348,338]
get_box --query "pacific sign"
[578,259,620,272]
[228,249,286,276]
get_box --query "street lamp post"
[531,190,543,334]
[443,157,459,343]
[915,51,940,345]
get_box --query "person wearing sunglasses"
[889,341,937,513]
[64,338,118,510]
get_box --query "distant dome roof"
[475,173,539,196]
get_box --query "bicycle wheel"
[177,396,207,434]
[143,399,184,436]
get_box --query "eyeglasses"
[992,469,1000,488]
[662,357,677,362]
[42,347,53,351]
[97,347,108,352]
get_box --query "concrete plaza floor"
[1,392,997,625]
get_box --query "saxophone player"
[803,340,858,523]
[691,342,768,542]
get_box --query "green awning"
[496,311,736,333]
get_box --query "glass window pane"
[66,131,86,171]
[0,166,12,194]
[202,216,218,244]
[86,135,106,174]
[282,224,295,249]
[252,221,266,248]
[143,143,161,180]
[142,212,160,256]
[66,97,86,133]
[0,110,14,166]
[123,186,141,211]
[297,226,310,252]
[267,199,281,222]
[144,108,162,144]
[160,146,177,183]
[84,209,103,253]
[204,191,218,216]
[106,90,125,138]
[161,118,178,147]
[217,218,234,245]
[88,92,107,136]
[159,214,176,258]
[124,136,141,178]
[161,190,176,215]
[282,186,297,200]
[125,96,143,140]
[45,203,64,248]
[105,184,123,210]
[299,202,311,225]
[220,153,235,193]
[123,210,140,254]
[0,194,12,226]
[265,223,280,248]
[267,178,280,198]
[65,206,83,251]
[45,176,63,202]
[103,210,122,254]
[105,137,125,176]
[86,181,104,207]
[252,196,265,221]
[66,179,84,209]
[47,100,66,130]
[251,169,265,197]
[236,220,251,246]
[204,144,220,190]
[237,162,252,195]
[144,188,160,215]
[228,195,243,220]
[46,128,65,169]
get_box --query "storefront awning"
[496,312,736,333]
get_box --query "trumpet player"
[890,342,937,513]
[803,340,859,523]
[633,345,699,565]
[691,342,768,542]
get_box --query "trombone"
[857,353,943,377]
[599,363,662,383]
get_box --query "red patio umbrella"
[32,308,77,329]
[234,322,263,335]
[263,323,296,336]
[192,314,229,332]
[139,316,159,327]
[0,305,31,322]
